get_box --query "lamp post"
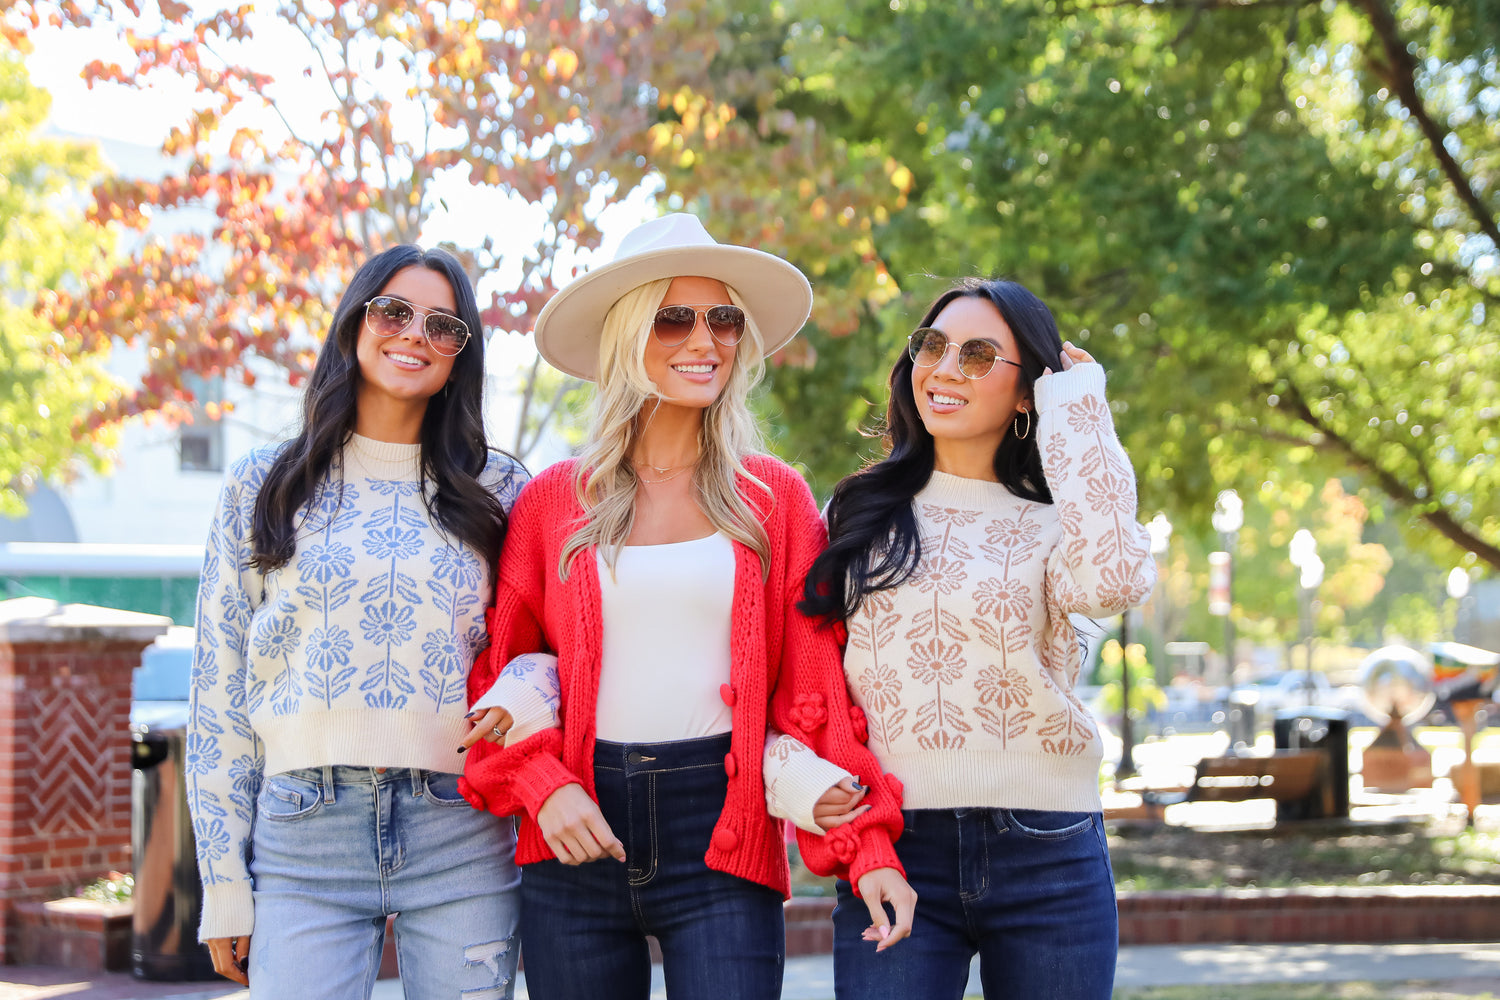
[1288,529,1324,707]
[1147,513,1173,688]
[1210,490,1243,688]
[1447,567,1471,644]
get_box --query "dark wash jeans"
[833,807,1117,1000]
[519,733,784,1000]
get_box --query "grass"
[1108,823,1500,891]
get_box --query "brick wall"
[781,885,1500,955]
[0,598,168,965]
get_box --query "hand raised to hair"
[1045,340,1096,376]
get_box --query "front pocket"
[999,808,1094,840]
[259,774,323,821]
[422,770,470,807]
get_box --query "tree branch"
[1274,381,1500,570]
[1354,0,1500,253]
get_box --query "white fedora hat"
[532,213,813,381]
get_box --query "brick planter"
[12,898,132,972]
[783,884,1500,953]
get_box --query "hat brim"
[532,243,814,381]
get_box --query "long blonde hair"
[558,277,773,579]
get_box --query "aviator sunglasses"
[364,295,471,357]
[652,303,747,347]
[908,327,1023,380]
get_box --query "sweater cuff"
[763,735,854,834]
[511,751,584,820]
[847,825,905,897]
[471,662,560,747]
[1034,361,1106,411]
[198,881,254,941]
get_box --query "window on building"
[180,374,225,473]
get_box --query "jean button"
[626,751,645,765]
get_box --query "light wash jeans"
[249,765,520,1000]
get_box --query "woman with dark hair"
[796,278,1157,999]
[187,244,527,999]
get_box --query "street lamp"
[1146,513,1173,687]
[1210,490,1243,687]
[1288,529,1324,706]
[1447,567,1471,644]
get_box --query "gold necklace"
[635,465,692,485]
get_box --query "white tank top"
[594,533,736,742]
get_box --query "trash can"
[1221,692,1259,755]
[131,712,218,980]
[1273,706,1351,821]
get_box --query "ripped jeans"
[249,766,520,1000]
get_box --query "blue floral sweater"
[187,434,526,940]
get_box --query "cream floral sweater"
[841,363,1155,812]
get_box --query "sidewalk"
[4,942,1499,999]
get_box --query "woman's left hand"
[1047,340,1095,375]
[855,866,917,952]
[458,706,513,751]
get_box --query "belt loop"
[321,764,336,805]
[410,769,423,797]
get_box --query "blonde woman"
[458,215,914,999]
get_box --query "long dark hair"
[800,278,1064,623]
[250,245,512,572]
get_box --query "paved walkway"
[5,942,1499,999]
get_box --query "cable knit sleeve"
[764,464,905,888]
[1034,363,1157,617]
[461,476,581,819]
[188,451,269,941]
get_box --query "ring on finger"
[491,725,505,739]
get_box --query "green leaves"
[0,54,116,516]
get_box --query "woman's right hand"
[206,934,251,985]
[536,783,626,865]
[812,777,870,831]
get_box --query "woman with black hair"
[187,245,526,999]
[797,279,1157,999]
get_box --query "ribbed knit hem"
[512,751,584,819]
[471,671,559,746]
[765,741,854,834]
[881,749,1105,812]
[258,708,470,777]
[847,824,905,891]
[199,881,254,941]
[1034,361,1106,412]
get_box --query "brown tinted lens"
[958,338,999,377]
[653,305,698,344]
[425,314,469,355]
[705,305,746,343]
[909,328,948,366]
[368,296,414,336]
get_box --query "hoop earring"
[1014,408,1031,440]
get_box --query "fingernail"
[850,781,867,792]
[464,710,479,719]
[456,747,466,754]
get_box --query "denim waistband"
[593,732,733,773]
[276,765,453,788]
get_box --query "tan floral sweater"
[841,363,1156,813]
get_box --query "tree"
[4,0,725,460]
[0,52,115,516]
[666,0,1500,569]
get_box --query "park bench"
[1141,750,1332,821]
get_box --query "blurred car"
[132,625,194,728]
[1230,670,1365,718]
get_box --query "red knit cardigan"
[459,455,904,898]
